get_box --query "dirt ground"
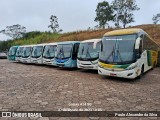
[0,59,160,120]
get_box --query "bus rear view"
[98,28,159,79]
[55,41,80,68]
[77,39,101,70]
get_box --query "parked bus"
[43,43,57,65]
[31,44,46,64]
[7,46,19,61]
[55,41,80,68]
[77,39,101,70]
[98,28,159,79]
[21,45,34,63]
[15,45,25,62]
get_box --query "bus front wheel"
[137,65,144,79]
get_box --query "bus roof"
[33,43,47,46]
[104,28,143,36]
[57,41,80,45]
[45,42,57,46]
[104,28,160,47]
[11,46,19,48]
[81,39,101,43]
[23,45,35,47]
[16,45,27,49]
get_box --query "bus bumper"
[43,60,53,65]
[77,63,98,70]
[31,58,43,64]
[21,58,31,63]
[77,60,98,70]
[55,58,77,68]
[56,63,76,68]
[16,57,21,62]
[98,67,140,79]
[43,59,57,66]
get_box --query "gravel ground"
[0,59,160,120]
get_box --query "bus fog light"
[91,61,98,64]
[127,73,133,76]
[99,70,102,73]
[126,63,138,70]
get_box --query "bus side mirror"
[101,44,103,52]
[136,53,140,59]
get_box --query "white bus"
[15,45,25,62]
[77,39,101,70]
[31,44,46,64]
[42,43,57,66]
[21,45,34,63]
[98,28,159,79]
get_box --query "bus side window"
[72,43,80,60]
[143,35,159,51]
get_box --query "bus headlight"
[91,61,98,64]
[77,60,80,64]
[98,63,103,68]
[126,63,138,70]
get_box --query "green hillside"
[0,24,160,50]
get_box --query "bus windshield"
[9,47,17,56]
[43,45,57,59]
[16,47,24,57]
[99,34,137,64]
[22,47,32,58]
[56,44,73,59]
[78,42,101,60]
[31,46,43,58]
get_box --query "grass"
[4,24,160,46]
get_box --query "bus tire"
[154,61,157,67]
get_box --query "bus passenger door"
[72,43,80,60]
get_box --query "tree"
[112,0,140,28]
[152,13,160,24]
[0,24,26,39]
[48,15,62,33]
[95,1,114,29]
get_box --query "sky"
[0,0,160,41]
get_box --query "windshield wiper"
[79,46,85,58]
[46,50,51,57]
[105,45,115,62]
[82,46,84,54]
[105,41,123,63]
[58,47,65,59]
[114,41,123,63]
[86,47,92,58]
[116,49,123,62]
